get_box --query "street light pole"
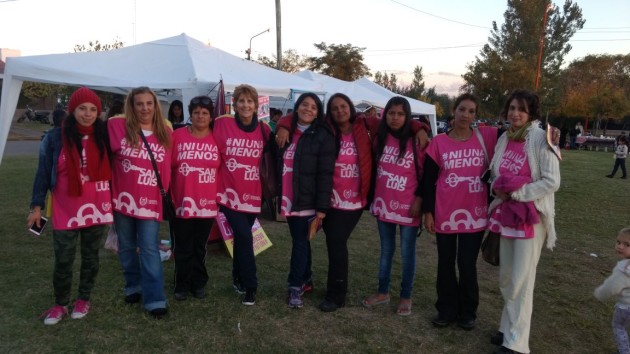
[535,3,554,92]
[247,28,270,61]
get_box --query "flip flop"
[396,300,412,316]
[362,294,390,308]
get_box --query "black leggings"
[321,208,363,305]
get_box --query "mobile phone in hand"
[29,216,48,236]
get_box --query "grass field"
[0,149,628,353]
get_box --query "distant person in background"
[569,124,580,150]
[606,135,628,179]
[268,108,281,133]
[365,106,378,120]
[168,100,185,127]
[616,132,627,149]
[497,121,507,136]
[106,98,125,119]
[51,109,68,128]
[576,122,584,136]
[29,87,112,325]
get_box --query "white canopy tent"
[354,77,437,136]
[294,70,392,109]
[0,33,323,163]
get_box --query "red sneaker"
[71,299,90,319]
[41,305,68,325]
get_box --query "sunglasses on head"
[191,97,212,105]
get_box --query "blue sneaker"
[287,287,303,309]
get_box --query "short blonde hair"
[619,227,630,238]
[232,84,259,110]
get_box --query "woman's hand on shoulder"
[415,129,430,149]
[275,127,290,148]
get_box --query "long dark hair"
[375,96,413,160]
[63,114,109,157]
[325,93,357,156]
[290,92,325,133]
[167,100,184,124]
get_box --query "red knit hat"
[68,87,102,117]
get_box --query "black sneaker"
[233,282,246,295]
[493,346,523,354]
[490,332,504,346]
[174,292,187,301]
[192,288,206,299]
[124,293,141,304]
[458,318,476,330]
[149,308,167,319]
[431,316,456,328]
[606,174,614,178]
[242,289,256,306]
[318,299,344,312]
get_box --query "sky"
[0,0,628,96]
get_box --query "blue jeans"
[377,220,419,299]
[114,212,167,311]
[286,216,313,288]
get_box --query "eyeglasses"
[191,97,212,105]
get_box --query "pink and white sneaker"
[42,305,68,325]
[71,300,90,319]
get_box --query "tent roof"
[353,77,436,116]
[3,33,322,97]
[0,33,326,163]
[294,70,393,109]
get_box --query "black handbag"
[481,231,500,266]
[139,132,175,221]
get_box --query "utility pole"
[275,0,282,70]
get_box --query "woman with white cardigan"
[487,89,561,354]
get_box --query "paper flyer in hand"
[215,212,273,257]
[308,216,322,241]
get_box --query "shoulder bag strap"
[139,131,167,197]
[473,128,490,167]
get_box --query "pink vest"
[52,137,113,230]
[331,133,363,210]
[213,116,265,213]
[108,117,172,221]
[370,135,423,226]
[488,140,534,238]
[425,129,497,233]
[170,128,221,218]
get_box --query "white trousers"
[498,220,547,354]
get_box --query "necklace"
[449,129,472,141]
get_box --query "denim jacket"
[30,128,62,209]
